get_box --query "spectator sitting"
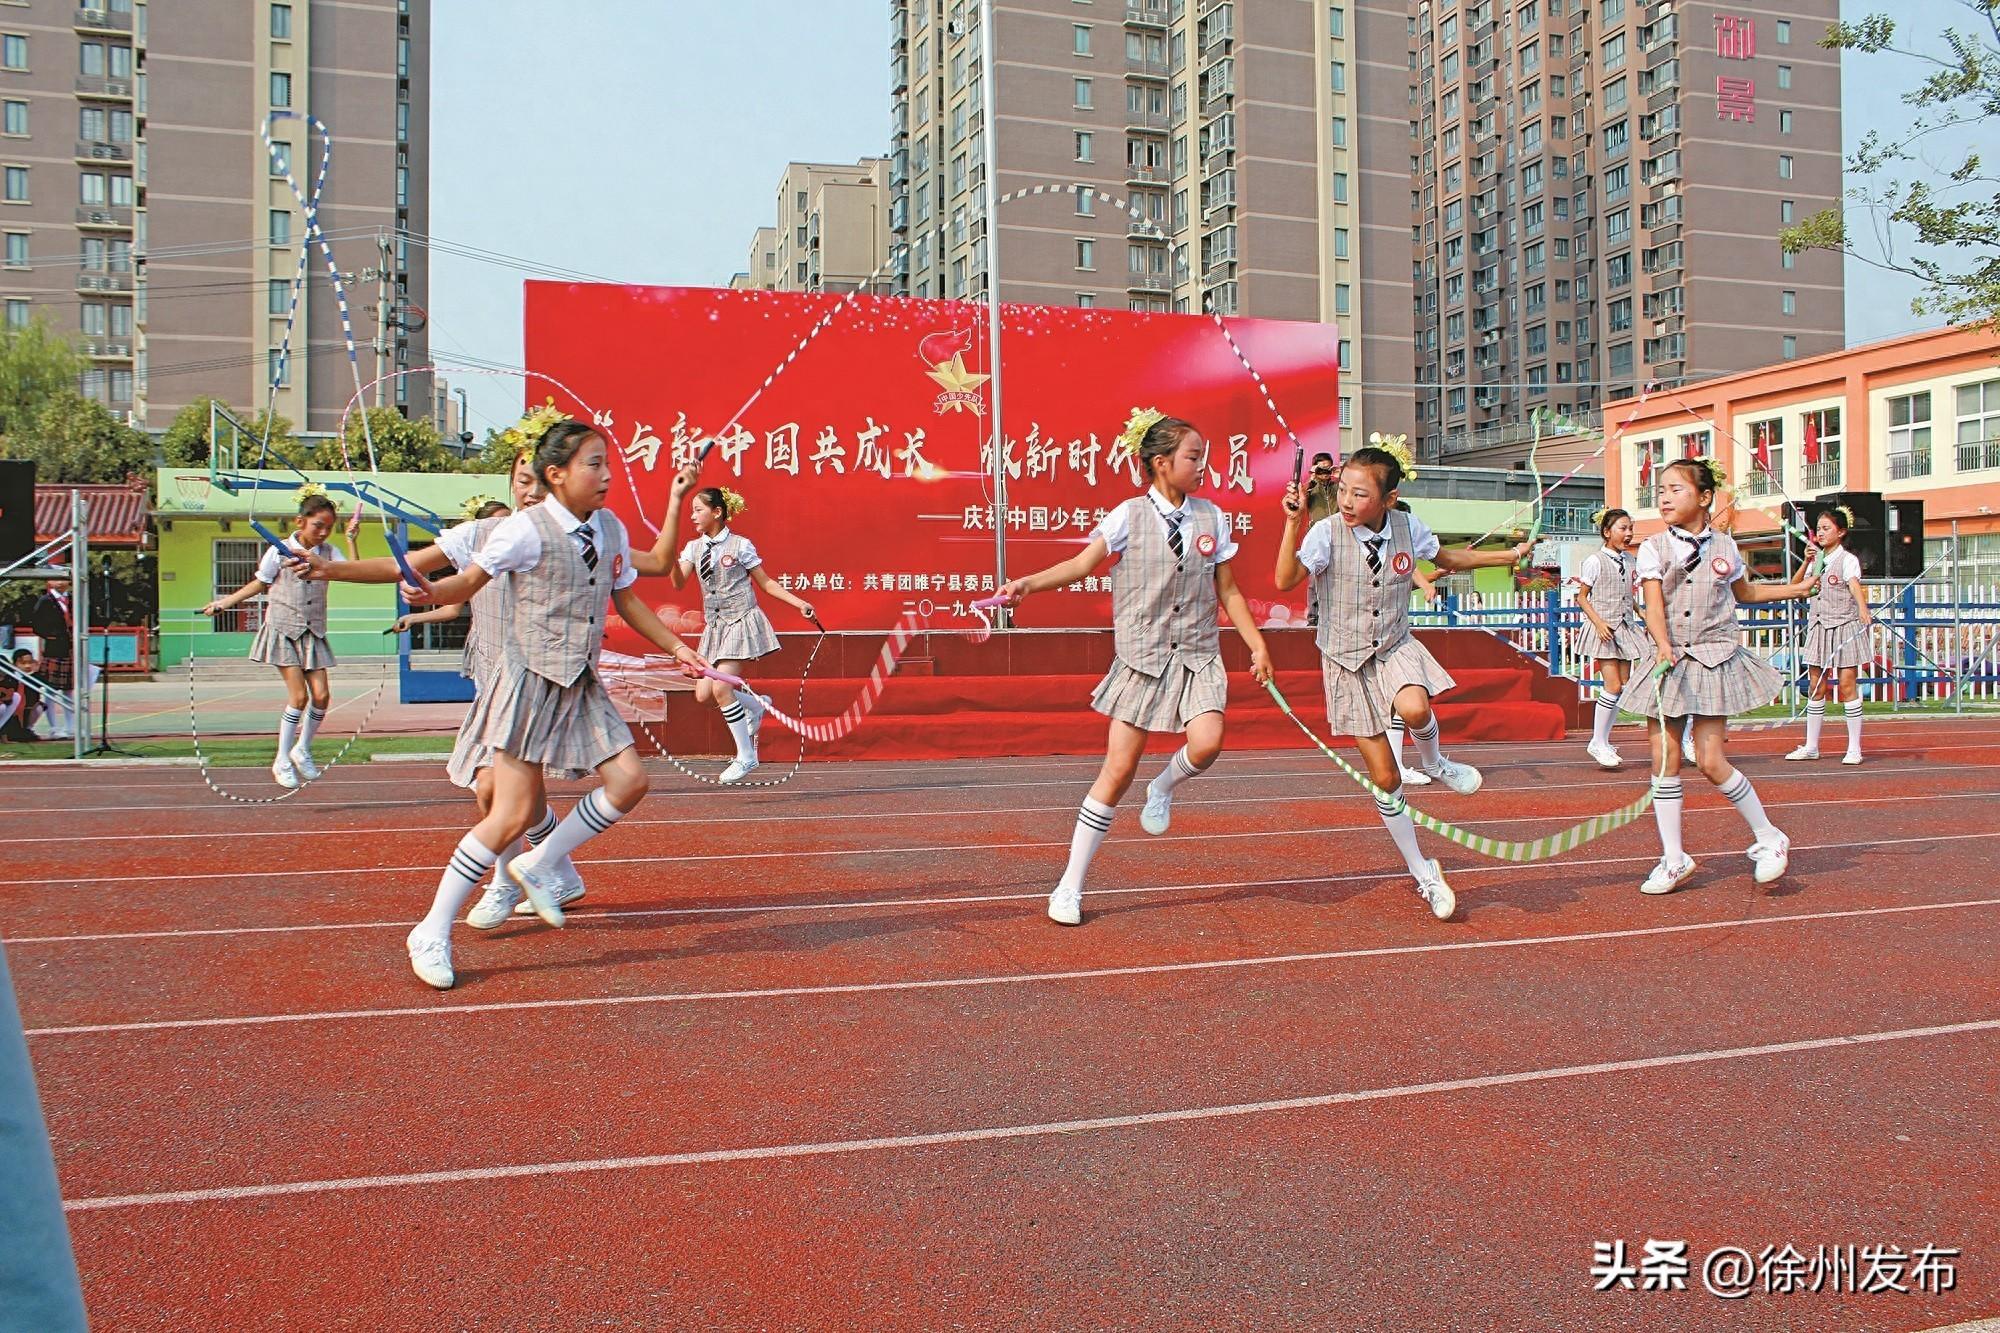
[1,648,41,741]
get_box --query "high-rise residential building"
[0,0,428,432]
[890,0,1843,464]
[1407,0,1842,460]
[757,158,893,294]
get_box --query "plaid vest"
[695,529,759,624]
[461,515,508,676]
[1313,510,1418,669]
[1646,528,1743,668]
[1811,549,1861,627]
[263,540,331,638]
[1109,494,1226,675]
[1585,550,1639,626]
[501,504,622,687]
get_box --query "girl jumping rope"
[998,409,1273,927]
[659,466,817,783]
[200,484,359,788]
[395,421,709,988]
[1274,436,1530,920]
[1787,503,1872,765]
[1574,507,1647,769]
[1619,458,1819,895]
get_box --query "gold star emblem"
[925,352,990,402]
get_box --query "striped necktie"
[1672,529,1704,574]
[1165,510,1184,559]
[1364,533,1385,576]
[575,523,598,572]
[698,539,718,582]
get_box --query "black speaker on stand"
[1887,499,1926,579]
[0,458,34,563]
[84,555,137,758]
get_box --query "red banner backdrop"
[521,283,1339,651]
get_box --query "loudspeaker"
[1886,498,1926,580]
[0,458,34,563]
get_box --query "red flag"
[1754,421,1772,472]
[1803,416,1821,465]
[1684,435,1701,459]
[1638,449,1654,484]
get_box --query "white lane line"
[26,892,2000,1038]
[11,795,1996,943]
[12,791,1998,891]
[7,730,1997,817]
[60,1016,2000,1212]
[5,762,1987,847]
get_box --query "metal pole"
[69,491,87,760]
[373,232,392,407]
[1951,519,1962,715]
[979,0,1007,621]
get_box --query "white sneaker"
[719,756,760,784]
[1398,765,1434,787]
[1640,856,1697,895]
[1140,780,1173,835]
[466,875,524,929]
[1842,751,1863,765]
[1586,742,1623,770]
[406,929,454,990]
[1414,860,1456,920]
[1784,745,1819,761]
[1047,883,1082,926]
[503,853,568,927]
[1682,735,1699,765]
[512,859,587,916]
[288,744,322,781]
[1423,757,1484,795]
[1747,832,1790,885]
[272,759,301,790]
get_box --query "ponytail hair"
[1594,506,1630,535]
[532,421,602,489]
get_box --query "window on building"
[1330,6,1345,37]
[1077,293,1096,309]
[1804,406,1842,487]
[1075,131,1093,161]
[1781,290,1796,316]
[1073,23,1092,55]
[1,35,25,71]
[1782,249,1796,270]
[3,165,27,202]
[1,231,22,266]
[269,142,290,178]
[1335,282,1351,316]
[1334,227,1350,258]
[1332,116,1347,148]
[1782,335,1797,359]
[269,209,291,246]
[1776,19,1791,43]
[268,278,290,315]
[270,71,292,107]
[1,100,23,136]
[272,3,292,38]
[1887,391,1932,478]
[1779,109,1793,134]
[1332,172,1349,203]
[1076,238,1095,269]
[268,348,290,389]
[1778,154,1793,179]
[1955,380,2000,472]
[4,298,27,329]
[1602,33,1625,69]
[1781,199,1795,224]
[1074,77,1092,109]
[1777,64,1792,89]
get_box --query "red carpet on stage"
[640,629,1578,762]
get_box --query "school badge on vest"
[720,554,738,570]
[1710,556,1731,577]
[1194,532,1217,558]
[1391,551,1415,576]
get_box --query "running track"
[5,720,1997,1329]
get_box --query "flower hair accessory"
[295,481,330,504]
[1834,503,1855,527]
[1690,454,1729,490]
[461,494,499,520]
[1115,406,1165,460]
[1589,506,1609,529]
[720,488,747,519]
[1366,430,1418,482]
[498,397,573,455]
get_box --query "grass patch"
[0,734,457,765]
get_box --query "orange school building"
[1603,325,2000,583]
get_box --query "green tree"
[1781,1,2000,328]
[0,319,86,438]
[306,406,460,473]
[7,392,153,485]
[159,396,299,469]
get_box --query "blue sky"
[429,0,1967,434]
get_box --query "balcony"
[1127,53,1170,79]
[82,337,132,359]
[1202,249,1236,276]
[1199,12,1233,49]
[1956,437,2000,474]
[74,6,133,32]
[75,139,131,163]
[1128,272,1172,295]
[74,268,132,293]
[1125,163,1166,186]
[1887,449,1931,481]
[1803,458,1843,491]
[1127,107,1170,133]
[1126,3,1170,28]
[73,75,134,100]
[75,205,133,228]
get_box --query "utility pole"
[373,230,392,407]
[979,0,1007,621]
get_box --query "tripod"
[84,556,137,758]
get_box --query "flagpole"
[979,0,1008,623]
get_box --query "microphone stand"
[85,554,137,758]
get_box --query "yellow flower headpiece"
[500,397,573,456]
[719,488,747,519]
[1114,406,1166,461]
[295,481,330,504]
[1833,503,1855,528]
[1589,506,1609,529]
[461,494,500,520]
[1366,431,1418,482]
[1692,454,1729,490]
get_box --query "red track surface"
[5,720,1998,1330]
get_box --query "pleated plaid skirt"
[1620,646,1782,719]
[250,625,336,670]
[1802,619,1871,670]
[1091,655,1228,733]
[699,608,781,663]
[1580,621,1649,663]
[459,662,633,782]
[1321,636,1456,738]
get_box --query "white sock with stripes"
[719,699,755,760]
[522,805,575,877]
[1409,717,1445,772]
[1651,777,1685,862]
[532,789,625,866]
[276,707,302,762]
[419,832,501,938]
[1591,688,1619,748]
[1803,699,1825,752]
[1843,700,1862,756]
[299,704,326,748]
[1388,716,1408,769]
[1374,787,1431,879]
[1058,798,1116,893]
[1717,768,1779,840]
[1147,746,1209,799]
